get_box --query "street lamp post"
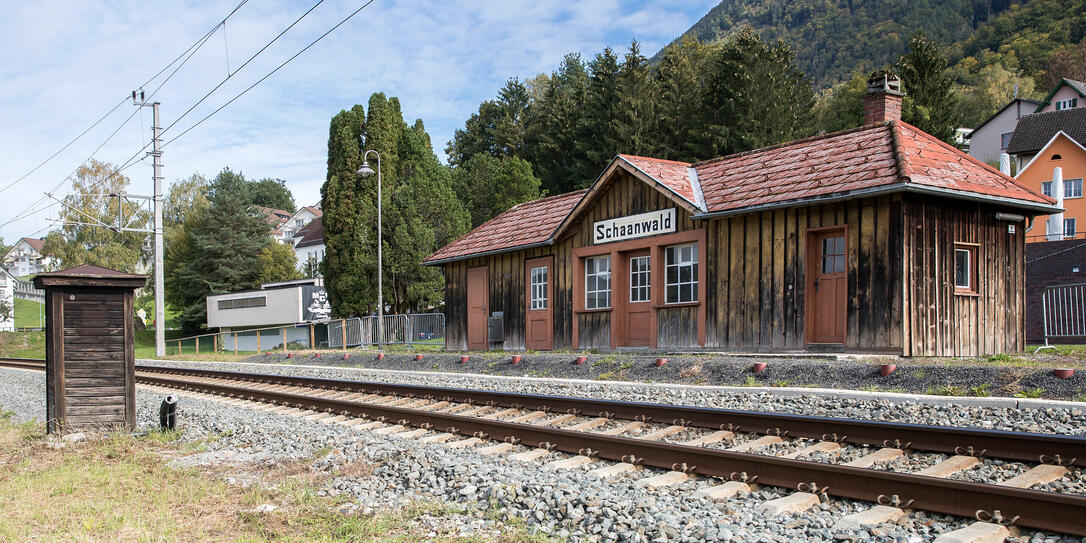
[357,150,383,349]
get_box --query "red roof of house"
[426,121,1054,264]
[21,237,45,252]
[424,190,586,264]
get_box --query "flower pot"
[286,353,294,359]
[376,353,385,360]
[511,355,522,365]
[880,363,897,377]
[575,356,587,365]
[343,353,350,360]
[655,357,668,367]
[460,355,470,364]
[313,353,321,358]
[752,362,768,373]
[415,354,424,362]
[1054,368,1075,379]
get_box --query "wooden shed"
[425,81,1058,357]
[34,265,145,433]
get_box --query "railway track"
[3,357,1085,537]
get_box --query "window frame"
[1042,181,1053,197]
[217,295,268,310]
[529,265,548,310]
[1000,132,1014,149]
[1065,217,1077,240]
[665,243,699,304]
[1065,178,1083,199]
[584,255,612,310]
[953,243,978,295]
[629,255,651,303]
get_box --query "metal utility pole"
[133,91,165,357]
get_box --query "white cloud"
[0,0,716,242]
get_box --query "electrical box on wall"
[487,312,504,342]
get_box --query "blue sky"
[0,0,717,244]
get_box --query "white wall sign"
[594,208,676,244]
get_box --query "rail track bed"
[3,357,1085,539]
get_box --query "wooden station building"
[425,75,1058,356]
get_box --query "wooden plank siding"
[440,186,1026,356]
[701,195,903,352]
[901,195,1024,356]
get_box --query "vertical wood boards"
[706,196,903,352]
[900,195,1024,356]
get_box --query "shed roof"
[33,264,146,288]
[1007,107,1086,155]
[426,121,1055,264]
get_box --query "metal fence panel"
[408,313,445,346]
[327,318,362,349]
[1041,283,1086,344]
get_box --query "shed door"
[808,229,847,344]
[525,257,553,350]
[467,266,489,350]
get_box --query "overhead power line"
[0,0,251,196]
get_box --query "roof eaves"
[423,240,553,266]
[1035,78,1086,111]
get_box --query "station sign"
[593,208,676,244]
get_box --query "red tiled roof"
[693,122,1050,212]
[893,122,1049,204]
[427,121,1054,263]
[424,190,586,264]
[303,206,323,218]
[294,217,324,248]
[618,155,699,208]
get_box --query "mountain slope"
[659,0,1018,87]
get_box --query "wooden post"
[309,324,315,350]
[341,319,347,350]
[177,340,181,355]
[213,334,217,353]
[282,327,288,353]
[234,333,238,355]
[256,330,261,353]
[195,336,199,355]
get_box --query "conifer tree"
[579,47,621,168]
[524,54,591,194]
[652,39,712,162]
[166,168,271,334]
[896,31,960,143]
[320,106,371,318]
[612,41,658,157]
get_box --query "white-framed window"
[1065,218,1077,239]
[1066,178,1083,199]
[530,266,548,310]
[1055,98,1078,110]
[954,246,974,292]
[665,244,698,304]
[296,219,303,227]
[1042,181,1052,197]
[217,296,267,310]
[585,255,611,309]
[629,256,651,302]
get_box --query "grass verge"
[0,412,549,542]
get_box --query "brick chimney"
[863,71,905,125]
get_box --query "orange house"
[1015,132,1086,241]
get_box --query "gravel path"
[1,365,1082,542]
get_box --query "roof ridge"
[619,154,691,166]
[692,123,887,168]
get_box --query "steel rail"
[134,364,1086,468]
[6,357,1086,534]
[135,372,1086,536]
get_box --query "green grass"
[13,298,43,329]
[0,414,551,542]
[0,331,44,358]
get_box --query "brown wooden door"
[625,252,653,346]
[808,229,847,344]
[467,266,488,350]
[525,257,553,350]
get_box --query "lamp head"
[357,161,375,177]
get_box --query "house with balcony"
[2,238,56,277]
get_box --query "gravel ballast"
[1,364,1083,542]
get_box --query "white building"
[967,98,1041,166]
[292,217,325,274]
[281,205,322,243]
[2,238,56,277]
[206,278,329,350]
[0,269,15,332]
